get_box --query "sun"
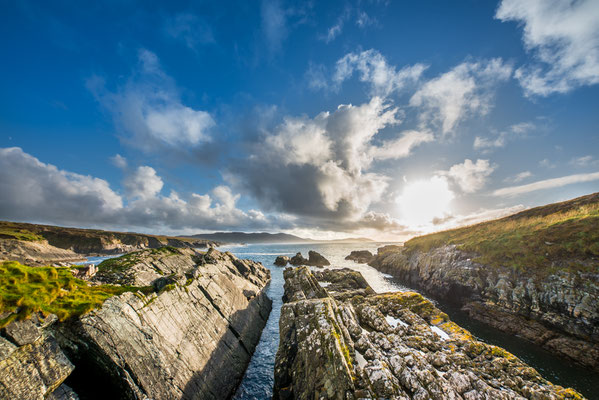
[397,176,454,228]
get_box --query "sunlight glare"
[397,176,454,227]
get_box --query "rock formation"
[274,256,290,266]
[289,251,330,267]
[344,250,375,264]
[273,266,584,399]
[0,247,271,400]
[370,245,599,372]
[0,221,218,266]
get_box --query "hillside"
[403,192,599,275]
[190,231,374,244]
[0,221,218,265]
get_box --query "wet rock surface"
[289,251,330,267]
[370,245,599,371]
[1,247,272,400]
[274,255,290,266]
[345,250,375,264]
[274,266,585,400]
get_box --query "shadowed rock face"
[274,256,290,266]
[289,251,330,267]
[344,250,374,264]
[0,247,272,400]
[370,245,599,371]
[273,267,585,400]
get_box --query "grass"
[97,246,179,274]
[403,194,599,275]
[0,261,151,328]
[0,224,44,241]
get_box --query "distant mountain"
[188,232,374,244]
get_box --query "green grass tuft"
[0,261,150,327]
[0,226,44,241]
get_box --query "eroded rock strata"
[274,266,584,400]
[0,247,271,400]
[370,245,599,371]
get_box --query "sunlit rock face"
[273,267,584,400]
[370,245,599,372]
[0,248,272,400]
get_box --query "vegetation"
[0,220,215,247]
[0,223,44,241]
[0,261,151,328]
[97,246,179,274]
[404,193,599,274]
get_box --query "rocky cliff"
[273,267,584,399]
[0,221,218,265]
[0,247,271,400]
[370,244,599,372]
[368,194,599,371]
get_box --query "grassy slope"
[0,261,151,328]
[403,193,599,275]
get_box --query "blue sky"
[1,0,598,240]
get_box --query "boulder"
[289,252,309,266]
[274,256,290,266]
[273,267,584,400]
[307,250,330,266]
[344,250,374,264]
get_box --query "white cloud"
[233,97,431,230]
[0,147,279,231]
[474,122,535,150]
[111,154,128,169]
[334,49,427,97]
[539,158,555,168]
[124,166,164,200]
[0,147,123,225]
[496,0,599,96]
[369,130,434,160]
[440,159,496,193]
[410,59,512,135]
[506,171,533,183]
[570,155,598,167]
[493,171,599,197]
[87,49,215,153]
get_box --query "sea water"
[227,243,598,400]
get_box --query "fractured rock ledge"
[369,245,599,371]
[273,266,585,400]
[1,247,272,400]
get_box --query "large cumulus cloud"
[0,147,279,232]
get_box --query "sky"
[0,0,598,241]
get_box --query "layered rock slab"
[274,266,585,400]
[1,247,272,400]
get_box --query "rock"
[274,256,290,266]
[370,244,599,371]
[0,332,74,400]
[289,252,309,266]
[345,250,374,264]
[1,247,271,400]
[2,319,42,346]
[273,267,585,400]
[52,248,271,400]
[289,251,331,267]
[47,384,79,400]
[307,250,330,266]
[312,268,375,301]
